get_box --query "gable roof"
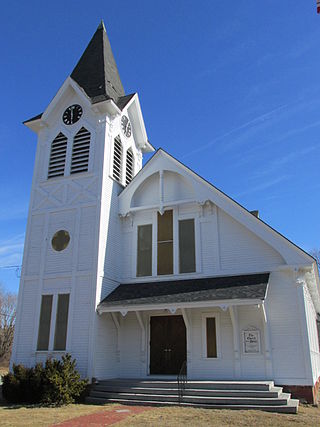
[120,148,314,265]
[116,93,136,111]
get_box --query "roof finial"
[98,19,106,32]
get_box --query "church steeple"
[71,20,125,104]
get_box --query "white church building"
[11,22,320,407]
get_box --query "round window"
[51,230,70,252]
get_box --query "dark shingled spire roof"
[24,21,131,124]
[71,20,125,104]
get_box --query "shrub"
[1,354,87,405]
[42,354,88,405]
[2,363,43,404]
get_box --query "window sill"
[201,356,222,361]
[136,271,200,280]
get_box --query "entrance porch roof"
[97,273,269,314]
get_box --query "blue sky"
[1,1,320,293]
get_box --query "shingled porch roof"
[97,273,270,313]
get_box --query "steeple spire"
[71,21,125,104]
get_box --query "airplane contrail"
[182,103,289,159]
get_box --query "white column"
[229,306,241,378]
[111,312,121,363]
[135,311,146,364]
[181,308,192,372]
[260,302,273,378]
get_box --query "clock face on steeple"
[62,104,83,125]
[121,115,132,138]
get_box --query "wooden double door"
[150,315,186,375]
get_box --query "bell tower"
[11,21,154,377]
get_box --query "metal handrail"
[177,360,187,404]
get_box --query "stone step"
[86,396,299,414]
[97,379,274,391]
[89,391,290,406]
[93,385,282,398]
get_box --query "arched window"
[71,127,91,175]
[113,136,122,182]
[48,132,68,179]
[125,148,134,185]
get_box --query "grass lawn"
[0,403,318,427]
[116,404,320,427]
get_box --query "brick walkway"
[52,405,152,426]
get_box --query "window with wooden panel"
[125,148,134,185]
[53,294,70,351]
[48,133,67,179]
[137,224,152,277]
[37,295,53,351]
[113,136,122,182]
[179,219,195,273]
[157,210,173,275]
[70,127,90,174]
[206,317,217,358]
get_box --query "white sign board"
[242,330,260,354]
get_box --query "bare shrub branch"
[0,286,17,362]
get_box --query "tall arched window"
[71,127,91,175]
[125,148,134,185]
[48,132,68,179]
[113,136,122,182]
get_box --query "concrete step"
[93,385,282,398]
[86,396,299,414]
[97,379,274,391]
[89,390,290,406]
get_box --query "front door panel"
[150,315,186,375]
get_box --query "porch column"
[111,312,121,363]
[135,311,147,363]
[181,308,192,370]
[229,306,241,378]
[260,303,273,378]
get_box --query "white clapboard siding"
[15,280,38,366]
[48,133,68,179]
[77,206,96,271]
[190,308,234,380]
[303,285,320,382]
[266,271,306,382]
[238,305,265,379]
[70,128,90,175]
[71,276,92,376]
[44,210,76,274]
[26,214,45,276]
[94,313,118,379]
[218,209,284,272]
[119,312,144,378]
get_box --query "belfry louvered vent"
[113,137,122,182]
[71,127,91,175]
[48,133,68,179]
[125,148,134,185]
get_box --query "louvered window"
[113,136,122,182]
[125,148,134,185]
[48,133,67,179]
[71,127,90,174]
